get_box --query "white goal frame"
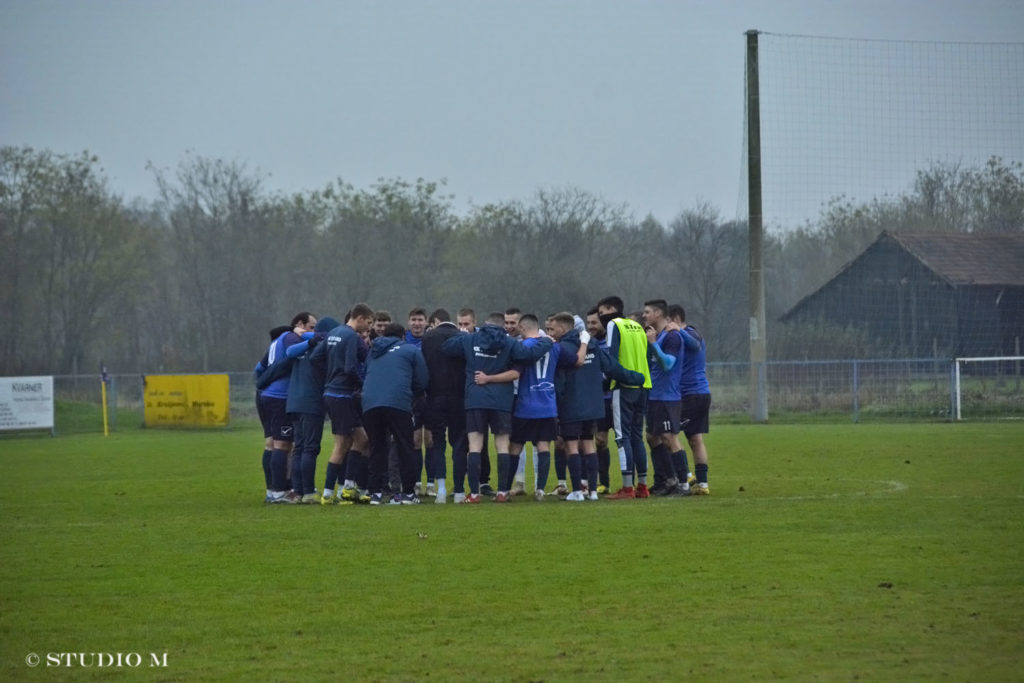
[953,357,1024,421]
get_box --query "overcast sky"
[3,0,1023,226]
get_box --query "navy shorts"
[511,416,558,444]
[559,419,596,441]
[259,394,293,442]
[466,409,511,436]
[256,391,272,438]
[325,395,363,436]
[646,399,682,435]
[679,393,711,436]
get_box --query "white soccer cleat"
[453,492,466,504]
[565,490,585,502]
[534,489,545,502]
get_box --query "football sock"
[567,456,583,492]
[622,472,634,488]
[467,452,481,494]
[535,450,551,492]
[323,461,341,496]
[598,446,611,487]
[554,447,566,481]
[262,449,272,488]
[584,452,599,492]
[696,463,709,484]
[650,444,670,483]
[508,454,521,490]
[270,448,288,492]
[497,453,511,492]
[672,450,690,482]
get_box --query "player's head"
[290,312,317,333]
[548,312,575,341]
[384,322,406,339]
[643,299,668,327]
[485,311,505,327]
[667,303,686,324]
[457,308,476,331]
[517,313,540,337]
[585,306,604,340]
[269,325,291,340]
[503,307,522,336]
[348,303,375,333]
[597,296,624,326]
[407,307,427,337]
[373,310,392,337]
[428,308,450,326]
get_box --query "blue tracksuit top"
[555,329,645,423]
[442,323,553,412]
[513,337,575,419]
[258,331,305,399]
[648,328,685,401]
[319,324,367,397]
[678,325,710,396]
[361,336,429,413]
[285,316,339,415]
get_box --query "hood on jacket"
[559,327,581,350]
[477,324,508,354]
[370,336,402,358]
[316,316,340,334]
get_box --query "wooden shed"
[780,231,1024,357]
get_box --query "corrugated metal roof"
[889,231,1024,286]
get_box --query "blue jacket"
[678,325,710,396]
[442,323,553,412]
[361,336,429,413]
[555,329,645,423]
[648,328,685,401]
[285,316,339,415]
[514,337,576,419]
[316,324,367,397]
[255,330,306,397]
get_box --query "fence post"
[852,360,860,423]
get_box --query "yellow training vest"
[611,318,652,389]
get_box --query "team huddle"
[254,296,712,505]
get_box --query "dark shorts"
[679,393,711,436]
[260,394,293,442]
[325,395,363,436]
[559,419,596,441]
[424,394,466,435]
[511,416,558,444]
[647,399,682,435]
[256,391,272,438]
[466,409,511,436]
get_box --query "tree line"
[2,146,1022,375]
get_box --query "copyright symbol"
[25,653,40,667]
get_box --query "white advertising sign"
[0,376,55,431]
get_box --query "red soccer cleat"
[635,483,650,498]
[607,486,635,500]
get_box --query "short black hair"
[269,325,291,339]
[667,304,686,322]
[384,322,406,338]
[428,308,450,323]
[518,313,539,329]
[485,312,505,326]
[643,299,668,316]
[597,296,624,314]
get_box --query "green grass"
[2,424,1023,680]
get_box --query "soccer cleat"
[565,490,585,502]
[414,482,423,496]
[435,492,447,504]
[463,493,482,504]
[401,494,421,505]
[494,492,510,503]
[300,493,319,504]
[551,484,569,497]
[319,490,336,505]
[607,486,635,500]
[534,488,545,502]
[635,483,650,498]
[596,485,609,495]
[369,492,384,505]
[340,487,359,502]
[691,484,710,496]
[453,492,466,504]
[269,492,297,504]
[588,490,599,501]
[687,473,697,488]
[510,481,526,496]
[426,482,436,497]
[479,483,496,496]
[654,478,679,496]
[389,494,404,505]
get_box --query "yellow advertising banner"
[143,374,230,428]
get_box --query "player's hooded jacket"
[285,316,339,415]
[678,325,709,396]
[361,335,428,413]
[555,328,645,423]
[316,324,367,398]
[254,330,306,397]
[442,323,552,412]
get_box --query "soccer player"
[503,307,522,337]
[549,312,644,501]
[285,315,339,503]
[642,299,689,496]
[669,304,712,495]
[456,308,477,332]
[442,312,553,502]
[597,296,652,500]
[497,314,578,502]
[256,312,318,503]
[402,307,430,494]
[255,325,292,502]
[315,303,374,504]
[362,323,429,504]
[421,308,466,503]
[585,308,614,493]
[371,310,392,340]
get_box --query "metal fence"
[33,358,1024,434]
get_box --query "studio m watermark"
[24,652,168,668]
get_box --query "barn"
[780,231,1024,358]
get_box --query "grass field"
[2,421,1023,680]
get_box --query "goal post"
[953,356,1024,421]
